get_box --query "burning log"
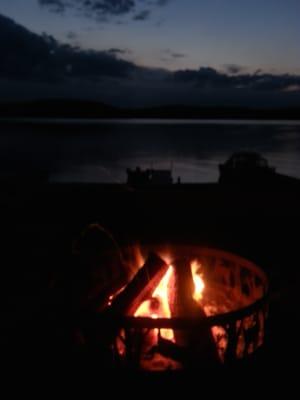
[168,258,220,366]
[109,252,168,316]
[88,253,167,363]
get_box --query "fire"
[134,259,205,342]
[135,265,174,341]
[152,265,173,314]
[191,260,205,302]
[152,265,174,340]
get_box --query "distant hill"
[127,104,300,120]
[0,99,118,119]
[0,99,300,120]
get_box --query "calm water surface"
[1,119,300,183]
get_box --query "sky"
[0,0,300,107]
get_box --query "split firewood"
[109,252,168,316]
[168,258,220,366]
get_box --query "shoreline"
[2,117,300,125]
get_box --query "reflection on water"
[1,119,300,183]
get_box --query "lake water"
[1,119,300,183]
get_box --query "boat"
[219,152,276,184]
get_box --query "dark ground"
[2,179,300,390]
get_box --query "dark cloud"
[172,67,300,92]
[223,64,244,74]
[66,31,78,40]
[39,0,135,16]
[172,67,229,87]
[164,49,186,59]
[38,0,65,13]
[171,53,185,59]
[0,14,136,83]
[107,48,129,55]
[1,13,300,107]
[133,10,151,21]
[38,0,171,20]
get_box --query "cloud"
[1,13,300,108]
[107,48,129,55]
[172,67,300,92]
[223,64,245,75]
[0,14,136,82]
[133,10,151,21]
[66,31,78,40]
[38,0,171,21]
[164,49,186,59]
[171,53,185,59]
[38,0,65,13]
[39,0,135,16]
[283,84,300,92]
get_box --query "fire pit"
[107,245,269,371]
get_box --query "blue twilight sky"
[0,0,300,106]
[1,0,299,73]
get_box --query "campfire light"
[110,246,269,371]
[134,261,206,341]
[135,265,174,340]
[191,260,205,302]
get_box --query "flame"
[134,260,205,343]
[134,299,156,318]
[152,265,173,310]
[191,260,205,302]
[153,265,174,340]
[135,265,174,341]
